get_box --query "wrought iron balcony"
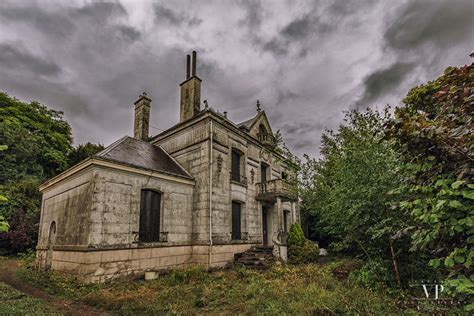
[257,132,276,148]
[256,179,297,202]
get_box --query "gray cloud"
[0,43,61,76]
[384,0,473,50]
[0,0,471,158]
[355,62,413,108]
[153,3,202,26]
[0,5,75,38]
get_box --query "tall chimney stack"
[133,92,151,141]
[179,51,201,123]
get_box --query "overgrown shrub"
[349,259,395,292]
[288,240,319,264]
[287,223,305,246]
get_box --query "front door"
[262,206,268,246]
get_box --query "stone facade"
[36,52,299,282]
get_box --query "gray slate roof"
[237,113,259,130]
[94,136,192,179]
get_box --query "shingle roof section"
[237,114,259,129]
[94,136,192,179]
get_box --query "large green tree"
[68,142,104,167]
[389,63,473,305]
[301,108,412,287]
[0,92,72,252]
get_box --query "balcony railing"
[255,179,297,202]
[230,172,247,185]
[257,132,276,148]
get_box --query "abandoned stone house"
[36,52,300,282]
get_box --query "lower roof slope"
[94,136,192,179]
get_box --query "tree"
[0,92,73,253]
[302,108,412,287]
[389,63,473,305]
[68,142,104,167]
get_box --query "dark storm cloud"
[0,43,61,76]
[262,13,331,56]
[384,0,473,50]
[0,5,75,38]
[0,0,471,157]
[153,3,202,26]
[73,1,126,20]
[116,25,141,42]
[355,62,413,108]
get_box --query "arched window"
[259,124,267,135]
[48,221,56,248]
[139,190,162,242]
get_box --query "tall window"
[260,163,268,183]
[231,201,242,240]
[139,189,162,242]
[231,149,241,182]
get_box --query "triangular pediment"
[246,111,273,139]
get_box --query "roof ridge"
[95,135,129,157]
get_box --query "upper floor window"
[231,148,243,183]
[139,189,162,242]
[259,124,267,135]
[281,171,288,180]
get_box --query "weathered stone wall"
[37,167,95,250]
[89,165,194,248]
[152,118,212,245]
[37,243,257,283]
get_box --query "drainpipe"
[208,119,213,267]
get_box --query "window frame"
[138,189,163,243]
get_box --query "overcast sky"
[0,0,472,157]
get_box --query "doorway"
[262,206,269,246]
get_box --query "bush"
[287,223,305,247]
[288,240,319,264]
[349,259,395,292]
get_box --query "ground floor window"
[139,189,162,242]
[231,201,242,240]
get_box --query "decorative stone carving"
[216,154,223,173]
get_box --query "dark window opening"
[259,124,267,134]
[260,163,268,183]
[281,171,288,180]
[231,201,242,240]
[139,189,162,242]
[231,149,241,182]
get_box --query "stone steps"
[233,246,275,269]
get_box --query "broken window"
[139,189,162,242]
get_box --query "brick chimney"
[133,92,151,141]
[179,51,201,123]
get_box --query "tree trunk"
[389,238,401,288]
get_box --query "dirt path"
[0,258,109,316]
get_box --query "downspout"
[208,119,213,267]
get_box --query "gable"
[247,111,274,139]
